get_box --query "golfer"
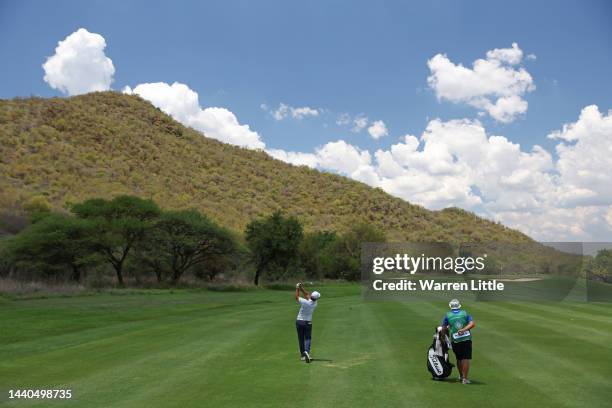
[442,298,475,384]
[294,282,320,363]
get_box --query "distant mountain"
[0,92,530,243]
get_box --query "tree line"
[0,195,386,286]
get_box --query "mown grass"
[1,283,611,407]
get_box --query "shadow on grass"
[431,378,486,385]
[311,358,333,362]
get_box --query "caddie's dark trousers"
[296,320,312,356]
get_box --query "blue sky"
[1,0,612,240]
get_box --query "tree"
[329,222,386,281]
[148,210,238,284]
[590,249,612,283]
[0,237,15,278]
[193,255,236,282]
[71,195,161,285]
[131,243,168,283]
[245,212,303,285]
[7,213,97,282]
[299,231,337,280]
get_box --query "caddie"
[442,298,475,384]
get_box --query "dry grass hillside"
[0,92,530,242]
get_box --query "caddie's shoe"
[304,351,311,363]
[462,378,471,384]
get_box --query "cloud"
[485,95,528,123]
[315,140,372,175]
[486,42,524,65]
[548,105,612,207]
[367,120,388,139]
[336,113,351,126]
[268,105,612,241]
[267,140,378,185]
[335,113,375,134]
[269,103,320,120]
[266,149,318,168]
[606,208,612,229]
[427,42,535,123]
[271,103,289,120]
[124,82,265,149]
[351,115,369,132]
[43,28,115,96]
[292,106,320,120]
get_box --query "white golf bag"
[427,326,454,379]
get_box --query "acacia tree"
[7,214,97,282]
[245,212,303,285]
[147,210,238,284]
[71,195,161,285]
[298,231,337,280]
[131,241,168,283]
[328,222,386,280]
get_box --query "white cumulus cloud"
[124,82,265,149]
[427,42,535,123]
[43,28,115,96]
[367,120,388,139]
[315,140,373,175]
[548,105,612,207]
[266,149,319,168]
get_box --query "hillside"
[0,92,530,243]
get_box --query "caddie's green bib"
[446,310,471,343]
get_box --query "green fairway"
[1,285,611,407]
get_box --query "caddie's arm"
[457,321,475,335]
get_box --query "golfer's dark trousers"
[296,320,312,356]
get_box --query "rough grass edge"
[0,277,356,300]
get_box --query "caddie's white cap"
[449,298,461,309]
[311,291,321,300]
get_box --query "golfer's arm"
[295,288,300,302]
[300,287,311,299]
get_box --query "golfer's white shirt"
[297,297,317,321]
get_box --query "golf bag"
[427,326,454,379]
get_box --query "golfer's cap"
[311,291,321,300]
[449,298,461,309]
